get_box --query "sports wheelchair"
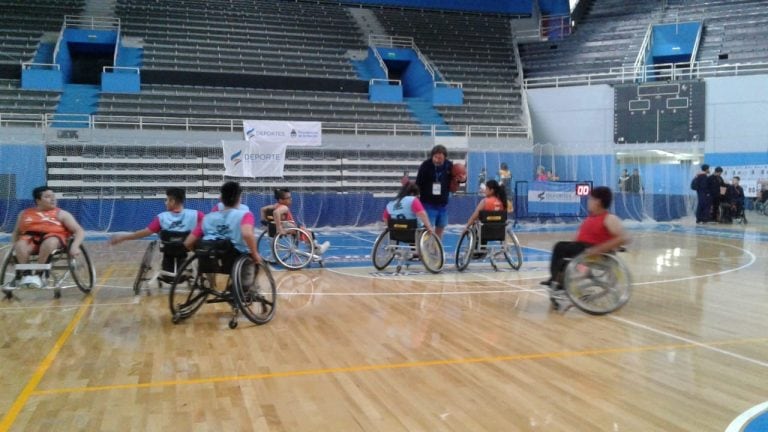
[133,230,193,295]
[372,219,444,274]
[548,249,632,315]
[454,211,523,272]
[169,239,277,329]
[1,238,95,299]
[257,209,323,269]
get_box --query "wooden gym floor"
[1,217,767,431]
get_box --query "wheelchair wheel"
[233,257,277,325]
[133,240,157,295]
[0,251,15,292]
[169,256,209,322]
[372,229,395,270]
[69,245,95,294]
[454,230,475,272]
[256,231,277,265]
[563,253,632,315]
[273,227,314,270]
[503,226,523,270]
[418,230,444,274]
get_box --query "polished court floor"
[1,215,767,431]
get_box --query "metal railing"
[0,113,535,138]
[103,66,140,75]
[369,78,402,86]
[524,60,768,89]
[368,34,459,89]
[514,14,573,41]
[63,15,121,31]
[634,23,654,70]
[511,36,533,139]
[21,62,61,71]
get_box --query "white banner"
[721,164,768,197]
[243,120,322,147]
[222,140,287,178]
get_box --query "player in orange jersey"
[10,186,85,289]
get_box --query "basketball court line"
[726,401,768,432]
[26,336,768,397]
[0,266,115,432]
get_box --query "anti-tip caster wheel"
[172,313,182,324]
[228,320,238,329]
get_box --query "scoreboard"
[614,80,705,144]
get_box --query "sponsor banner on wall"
[527,181,582,215]
[222,140,287,178]
[243,120,322,147]
[721,165,768,197]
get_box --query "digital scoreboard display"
[575,183,591,197]
[614,80,705,144]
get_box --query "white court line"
[281,288,542,297]
[725,401,768,432]
[342,232,377,244]
[0,300,141,311]
[610,315,768,368]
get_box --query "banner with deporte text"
[221,140,287,178]
[243,120,322,147]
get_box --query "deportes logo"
[230,150,243,167]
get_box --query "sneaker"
[539,279,552,287]
[20,275,42,289]
[316,241,330,255]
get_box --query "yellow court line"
[0,266,114,432]
[30,336,768,397]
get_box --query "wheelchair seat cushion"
[159,230,190,257]
[196,239,238,274]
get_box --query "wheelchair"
[133,230,192,295]
[372,218,444,274]
[548,249,632,315]
[257,209,323,270]
[1,238,95,300]
[719,203,747,225]
[454,211,523,272]
[169,239,277,329]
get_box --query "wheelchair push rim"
[232,258,277,325]
[418,230,444,274]
[272,227,315,270]
[503,226,523,271]
[372,229,395,270]
[454,229,475,272]
[70,244,96,293]
[169,255,210,322]
[563,253,632,315]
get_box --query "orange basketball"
[450,163,467,192]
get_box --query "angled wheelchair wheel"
[0,250,16,294]
[70,245,95,294]
[256,231,277,265]
[273,227,314,270]
[418,230,444,274]
[454,230,475,272]
[233,257,277,325]
[563,253,632,315]
[372,229,395,270]
[133,240,157,295]
[503,225,523,270]
[169,255,209,322]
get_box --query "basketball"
[450,163,467,192]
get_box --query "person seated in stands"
[260,189,330,255]
[10,186,85,289]
[383,182,434,233]
[536,166,548,181]
[540,186,630,289]
[463,180,508,230]
[723,176,745,223]
[109,188,204,277]
[184,181,260,264]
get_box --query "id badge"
[432,183,441,195]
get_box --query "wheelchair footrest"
[14,263,52,271]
